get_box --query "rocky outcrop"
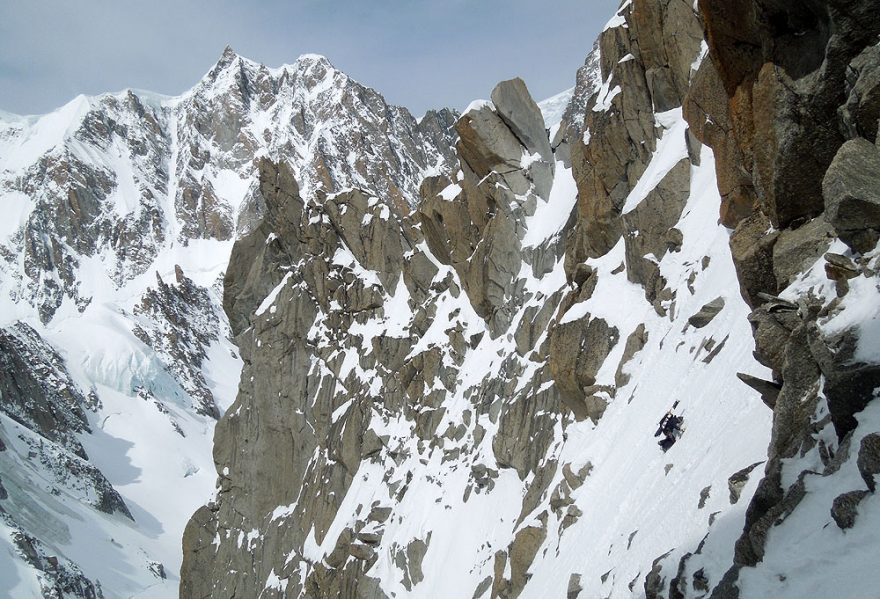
[548,316,619,422]
[683,0,880,596]
[419,77,555,337]
[551,42,602,166]
[688,297,725,329]
[132,266,225,418]
[822,137,880,253]
[0,322,136,596]
[0,323,92,459]
[182,158,388,597]
[565,0,703,268]
[4,527,103,599]
[180,1,790,594]
[181,73,578,595]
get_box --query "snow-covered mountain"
[3,0,880,598]
[179,0,880,597]
[0,49,457,597]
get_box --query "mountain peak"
[295,53,332,67]
[218,44,239,66]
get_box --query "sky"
[0,1,619,118]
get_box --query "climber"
[655,410,684,452]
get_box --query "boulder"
[809,326,880,440]
[830,490,870,529]
[729,213,779,308]
[772,325,822,459]
[615,324,649,387]
[490,78,553,164]
[857,433,880,492]
[623,159,691,299]
[349,543,376,561]
[455,103,527,184]
[548,316,620,421]
[567,573,583,599]
[508,523,547,597]
[823,138,880,253]
[772,218,834,289]
[418,176,479,266]
[727,461,764,504]
[841,45,880,143]
[688,297,725,328]
[747,303,799,378]
[736,373,782,409]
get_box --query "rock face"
[0,51,457,327]
[419,78,557,337]
[684,0,880,596]
[566,0,703,266]
[823,138,880,253]
[0,322,134,597]
[550,42,602,165]
[181,76,571,597]
[182,2,820,597]
[0,323,92,459]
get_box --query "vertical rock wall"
[684,1,880,596]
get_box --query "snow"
[1,26,875,599]
[0,39,457,598]
[438,183,462,201]
[211,168,252,212]
[537,87,574,130]
[819,256,880,363]
[100,140,143,218]
[464,99,494,115]
[276,137,775,599]
[603,0,632,31]
[203,338,243,414]
[522,161,578,248]
[738,401,880,599]
[519,150,543,170]
[256,272,293,317]
[517,143,772,599]
[559,241,648,327]
[0,86,243,593]
[0,191,32,240]
[621,108,690,214]
[691,40,710,75]
[0,95,91,173]
[593,73,623,113]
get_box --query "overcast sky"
[0,1,619,117]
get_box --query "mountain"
[3,0,880,597]
[0,50,457,597]
[179,0,880,597]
